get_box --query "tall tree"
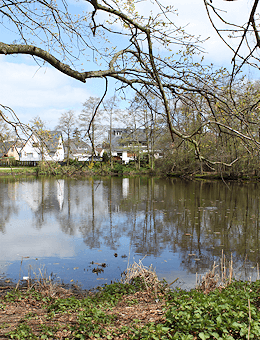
[79,96,103,156]
[102,95,121,166]
[30,116,46,134]
[29,116,51,160]
[128,92,166,168]
[0,112,15,142]
[56,110,77,165]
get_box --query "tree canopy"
[204,0,260,80]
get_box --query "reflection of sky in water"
[0,177,259,290]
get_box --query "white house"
[19,131,65,162]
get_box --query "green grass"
[0,167,36,174]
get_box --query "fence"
[0,160,38,167]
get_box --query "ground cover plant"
[0,262,260,339]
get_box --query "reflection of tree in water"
[4,176,260,278]
[0,180,19,233]
[57,178,107,248]
[117,178,171,257]
[113,178,260,276]
[83,230,102,249]
[32,179,62,230]
[128,212,170,257]
[161,180,260,275]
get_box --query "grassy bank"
[12,162,254,180]
[0,167,36,176]
[26,161,157,177]
[1,161,260,181]
[1,263,260,339]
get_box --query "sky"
[0,0,257,130]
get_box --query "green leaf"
[216,315,222,327]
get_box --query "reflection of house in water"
[8,182,19,201]
[19,180,65,212]
[20,181,49,211]
[122,178,129,198]
[56,180,64,210]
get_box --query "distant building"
[107,128,148,163]
[0,140,21,161]
[64,140,92,161]
[20,131,64,162]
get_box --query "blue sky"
[0,0,257,129]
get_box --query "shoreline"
[0,164,260,182]
[1,265,260,339]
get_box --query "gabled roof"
[0,140,20,158]
[63,140,91,154]
[110,128,147,151]
[45,131,63,153]
[21,131,63,153]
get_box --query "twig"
[167,277,179,287]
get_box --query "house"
[19,131,65,162]
[107,128,148,163]
[64,140,92,161]
[0,140,21,161]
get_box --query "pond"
[0,176,259,290]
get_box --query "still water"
[0,176,259,290]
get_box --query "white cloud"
[0,58,89,108]
[0,57,96,128]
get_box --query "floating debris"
[92,267,104,274]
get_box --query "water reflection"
[0,177,259,289]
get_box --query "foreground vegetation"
[1,264,260,340]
